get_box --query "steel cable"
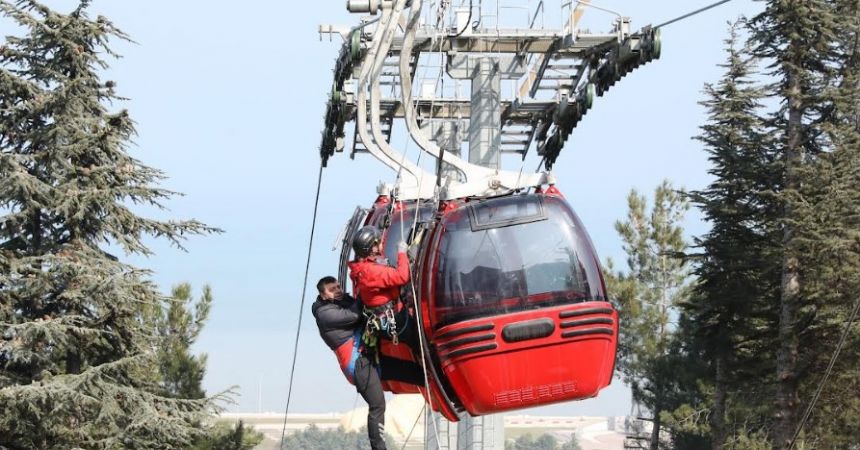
[655,0,734,29]
[400,404,428,450]
[278,162,325,445]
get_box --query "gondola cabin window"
[434,195,605,328]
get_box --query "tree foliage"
[746,0,857,447]
[678,20,782,450]
[280,425,396,450]
[558,434,582,450]
[154,283,262,450]
[663,2,860,449]
[504,432,582,450]
[158,283,213,400]
[606,180,691,450]
[192,420,264,450]
[0,1,220,448]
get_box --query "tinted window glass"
[434,195,605,327]
[469,196,545,230]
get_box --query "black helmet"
[352,226,381,258]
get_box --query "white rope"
[410,259,443,450]
[394,159,443,450]
[382,6,448,446]
[347,392,361,429]
[402,9,449,446]
[399,404,428,450]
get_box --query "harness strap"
[365,302,400,342]
[361,301,403,365]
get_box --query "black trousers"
[353,305,426,450]
[353,354,426,450]
[354,355,387,450]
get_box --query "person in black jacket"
[312,276,424,450]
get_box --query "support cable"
[408,255,442,450]
[377,3,455,445]
[654,0,733,29]
[787,295,860,450]
[386,5,445,446]
[346,392,361,429]
[279,162,325,444]
[399,404,428,450]
[394,170,443,450]
[397,142,444,450]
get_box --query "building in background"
[220,395,629,450]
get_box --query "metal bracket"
[319,0,662,187]
[446,54,527,80]
[318,24,352,41]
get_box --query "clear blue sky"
[5,0,763,417]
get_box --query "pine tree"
[787,1,860,445]
[749,1,846,448]
[685,21,781,450]
[559,434,583,450]
[156,284,264,450]
[504,433,558,450]
[192,420,263,450]
[607,180,691,450]
[281,425,397,450]
[0,1,219,448]
[653,315,714,450]
[158,283,213,400]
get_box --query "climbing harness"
[362,301,401,357]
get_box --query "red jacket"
[348,252,410,308]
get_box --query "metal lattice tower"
[319,0,661,200]
[623,396,651,450]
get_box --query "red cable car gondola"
[340,187,618,421]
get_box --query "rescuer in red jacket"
[348,226,414,349]
[348,226,410,308]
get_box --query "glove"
[398,241,408,253]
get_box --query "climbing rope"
[410,275,443,450]
[395,196,445,450]
[279,162,325,444]
[400,404,428,450]
[392,30,452,427]
[391,163,444,450]
[347,392,360,429]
